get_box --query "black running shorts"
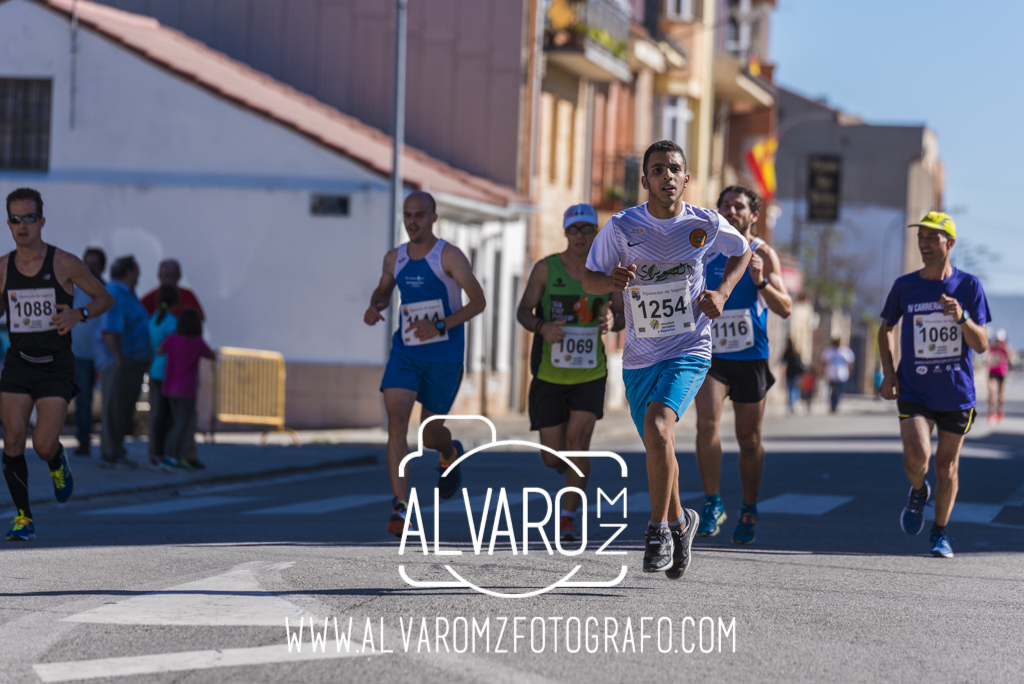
[528,375,606,430]
[706,357,775,403]
[898,399,976,436]
[0,348,79,402]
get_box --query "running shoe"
[386,498,417,538]
[186,460,207,470]
[560,515,576,543]
[159,457,193,472]
[697,498,727,537]
[996,412,1005,424]
[930,530,954,558]
[643,524,673,573]
[6,513,35,541]
[900,482,931,535]
[49,448,74,504]
[732,507,757,545]
[437,440,464,500]
[665,508,699,580]
[98,457,139,470]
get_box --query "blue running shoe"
[386,497,418,538]
[900,482,931,535]
[437,440,464,500]
[930,530,954,558]
[732,506,757,545]
[697,498,726,537]
[6,513,35,541]
[49,447,74,504]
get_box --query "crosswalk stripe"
[82,496,255,516]
[244,494,393,516]
[757,493,854,515]
[924,502,1004,525]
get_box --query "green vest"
[536,253,607,384]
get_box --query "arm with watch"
[749,243,792,319]
[405,244,486,341]
[51,251,115,335]
[940,293,988,353]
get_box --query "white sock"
[649,521,669,530]
[561,509,576,520]
[669,515,686,529]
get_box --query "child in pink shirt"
[157,309,215,470]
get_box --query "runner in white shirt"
[583,140,750,579]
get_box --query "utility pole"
[386,0,408,344]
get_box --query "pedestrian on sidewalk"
[96,256,153,469]
[986,329,1011,423]
[146,285,179,470]
[71,247,106,455]
[782,338,805,414]
[821,338,855,413]
[157,309,214,471]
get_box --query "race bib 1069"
[8,288,57,333]
[628,280,694,339]
[913,312,961,359]
[550,327,599,368]
[401,299,447,347]
[711,309,754,352]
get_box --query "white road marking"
[82,496,255,516]
[757,493,855,515]
[924,502,1004,525]
[586,490,702,514]
[63,562,315,626]
[1003,481,1024,506]
[244,493,393,515]
[33,643,377,682]
[748,440,1011,459]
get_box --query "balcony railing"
[591,153,642,210]
[545,0,631,60]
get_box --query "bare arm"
[583,265,637,295]
[363,250,398,326]
[516,260,566,345]
[877,322,899,400]
[440,244,486,330]
[750,244,792,318]
[608,291,625,332]
[51,251,114,335]
[697,250,752,319]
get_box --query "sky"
[771,0,1024,294]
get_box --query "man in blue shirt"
[96,256,153,469]
[71,247,106,456]
[879,212,990,558]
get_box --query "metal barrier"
[209,347,300,445]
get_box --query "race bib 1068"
[8,288,57,333]
[711,309,754,352]
[550,327,599,368]
[628,280,694,339]
[913,312,961,359]
[401,299,447,347]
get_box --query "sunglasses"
[7,214,41,225]
[565,224,596,236]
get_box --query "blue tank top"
[705,237,770,360]
[391,239,464,364]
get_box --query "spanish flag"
[745,136,777,203]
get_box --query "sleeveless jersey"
[535,253,607,384]
[705,237,770,360]
[3,244,75,358]
[391,239,464,364]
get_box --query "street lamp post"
[386,0,408,346]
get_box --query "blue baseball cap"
[563,203,598,229]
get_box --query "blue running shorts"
[623,355,710,439]
[380,351,463,414]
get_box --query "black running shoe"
[437,440,464,500]
[643,524,674,573]
[665,508,699,580]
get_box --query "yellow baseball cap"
[909,211,956,239]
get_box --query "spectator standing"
[986,329,1012,424]
[821,337,855,413]
[95,256,153,469]
[782,338,805,414]
[158,309,214,470]
[141,259,205,320]
[71,247,106,455]
[147,285,179,470]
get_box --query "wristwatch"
[79,308,90,321]
[957,309,970,325]
[756,278,769,290]
[435,319,447,335]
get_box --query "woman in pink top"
[157,309,215,469]
[987,329,1012,424]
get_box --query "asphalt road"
[2,397,1024,683]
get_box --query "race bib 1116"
[401,299,447,346]
[711,309,754,352]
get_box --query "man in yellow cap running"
[878,212,991,558]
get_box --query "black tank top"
[3,244,75,356]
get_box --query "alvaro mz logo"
[397,416,630,598]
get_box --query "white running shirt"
[586,202,748,369]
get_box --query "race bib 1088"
[8,288,57,333]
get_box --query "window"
[665,0,694,20]
[662,96,693,150]
[0,79,52,171]
[310,194,350,216]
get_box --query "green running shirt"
[536,253,607,384]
